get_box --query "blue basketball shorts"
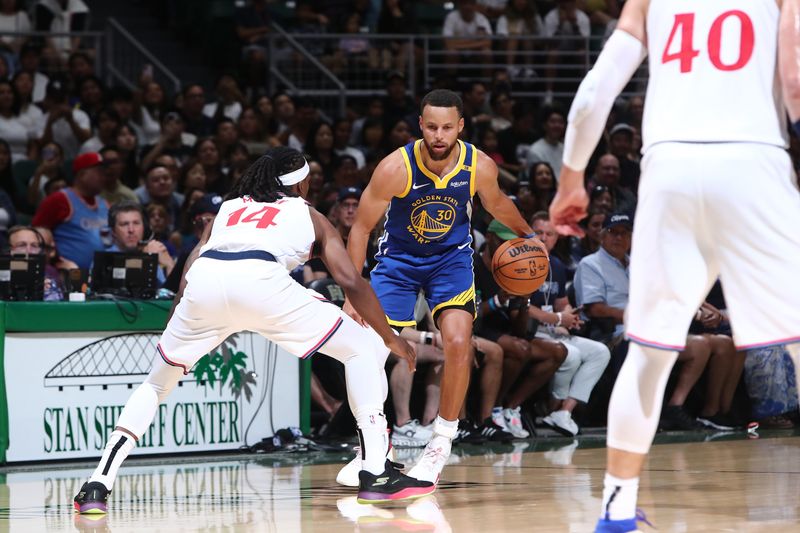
[370,245,476,328]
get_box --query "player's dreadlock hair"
[225,146,306,203]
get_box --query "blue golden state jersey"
[377,139,477,258]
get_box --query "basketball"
[491,237,550,296]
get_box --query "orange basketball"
[491,237,550,296]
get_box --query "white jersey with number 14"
[200,195,314,271]
[643,0,787,151]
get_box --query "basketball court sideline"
[3,430,799,532]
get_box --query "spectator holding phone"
[27,141,67,207]
[35,79,91,160]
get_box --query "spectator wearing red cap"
[32,151,108,271]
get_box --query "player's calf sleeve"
[115,356,184,437]
[114,382,160,439]
[372,333,390,401]
[352,404,389,475]
[88,355,185,490]
[606,343,679,454]
[144,353,186,402]
[322,316,387,408]
[89,382,160,491]
[322,316,393,475]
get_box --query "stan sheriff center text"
[43,400,241,454]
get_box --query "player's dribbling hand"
[343,298,368,327]
[550,167,589,237]
[387,336,417,372]
[550,188,589,237]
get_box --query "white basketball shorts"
[626,142,800,350]
[158,257,344,373]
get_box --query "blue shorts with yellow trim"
[370,245,476,329]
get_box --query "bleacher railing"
[0,29,105,77]
[265,32,648,116]
[0,23,180,98]
[106,18,181,95]
[267,23,349,119]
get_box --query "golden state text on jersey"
[378,139,476,257]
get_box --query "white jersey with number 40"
[200,195,314,271]
[643,0,787,151]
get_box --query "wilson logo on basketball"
[508,244,543,257]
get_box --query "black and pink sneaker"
[357,460,435,503]
[73,481,111,514]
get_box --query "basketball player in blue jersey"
[345,89,536,484]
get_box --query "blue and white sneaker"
[594,509,652,532]
[594,517,640,533]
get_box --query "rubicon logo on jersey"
[450,181,468,188]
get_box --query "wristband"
[424,332,434,345]
[522,232,538,239]
[793,120,800,137]
[555,312,563,327]
[488,296,497,311]
[492,294,507,309]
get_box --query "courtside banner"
[4,331,298,462]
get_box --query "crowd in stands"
[0,0,797,447]
[231,0,621,99]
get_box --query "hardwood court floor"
[4,433,800,532]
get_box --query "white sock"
[355,409,389,475]
[433,416,458,440]
[89,430,136,491]
[600,473,639,521]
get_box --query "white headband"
[278,160,310,186]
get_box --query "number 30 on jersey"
[662,10,754,73]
